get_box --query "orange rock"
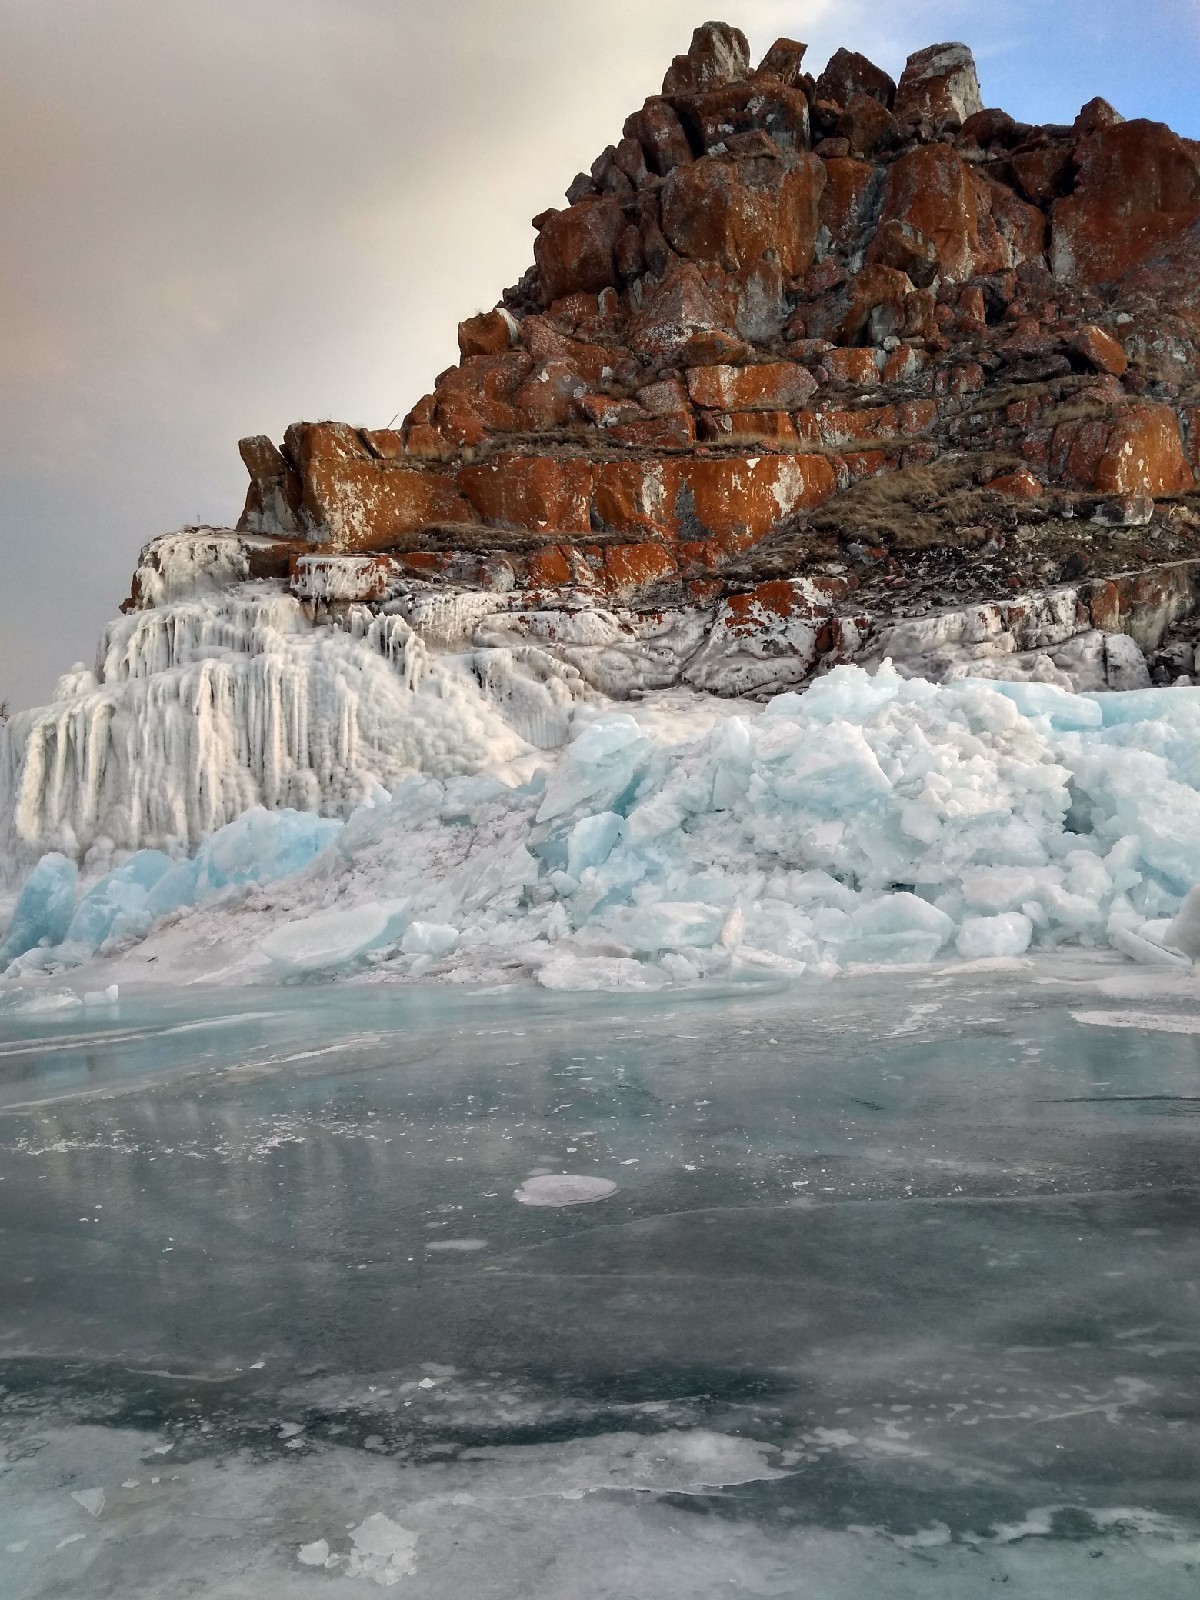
[457,309,514,359]
[1056,403,1194,494]
[601,542,678,594]
[593,460,685,538]
[871,142,990,282]
[662,20,750,96]
[522,318,626,384]
[680,455,838,547]
[755,37,808,87]
[894,42,983,128]
[933,362,985,395]
[1011,143,1075,205]
[699,410,799,444]
[1052,120,1200,284]
[1094,404,1194,495]
[625,98,693,176]
[839,449,891,483]
[818,158,880,255]
[816,47,896,110]
[973,171,1047,268]
[526,545,574,586]
[359,429,407,461]
[534,197,625,303]
[512,360,587,430]
[838,93,898,158]
[237,434,304,534]
[989,467,1044,499]
[1070,324,1129,376]
[457,455,595,532]
[686,78,811,154]
[607,416,696,449]
[823,347,884,387]
[685,361,817,411]
[883,343,931,383]
[433,351,533,437]
[626,257,732,361]
[661,151,826,283]
[284,422,478,552]
[578,394,644,428]
[637,376,691,416]
[868,218,940,287]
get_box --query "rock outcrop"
[208,24,1200,692]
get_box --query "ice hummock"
[6,656,1200,987]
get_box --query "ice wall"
[8,664,1200,985]
[0,586,588,863]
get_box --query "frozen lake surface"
[0,963,1198,1596]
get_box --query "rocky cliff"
[201,22,1200,698]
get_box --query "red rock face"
[872,144,989,281]
[234,27,1200,610]
[661,151,826,284]
[1052,121,1200,284]
[284,424,478,552]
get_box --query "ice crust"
[7,653,1200,986]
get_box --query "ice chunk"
[514,1174,617,1206]
[1110,925,1192,968]
[565,811,624,878]
[1104,632,1152,691]
[955,913,1033,959]
[619,901,726,953]
[346,1513,418,1584]
[1,853,78,964]
[537,954,667,990]
[195,808,340,893]
[1162,885,1200,958]
[846,893,955,964]
[261,901,401,975]
[65,849,174,951]
[400,922,460,958]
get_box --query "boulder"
[683,78,811,153]
[1011,142,1075,205]
[1056,403,1194,495]
[679,455,838,548]
[534,197,625,303]
[838,92,899,158]
[457,310,515,359]
[868,217,939,286]
[237,435,304,535]
[284,423,478,552]
[818,158,881,255]
[662,21,750,96]
[755,38,808,87]
[1052,120,1200,284]
[624,99,693,177]
[1070,324,1129,376]
[685,361,817,411]
[894,42,983,128]
[661,150,826,280]
[815,47,896,110]
[626,257,732,360]
[870,142,991,282]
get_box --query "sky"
[2,0,1199,710]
